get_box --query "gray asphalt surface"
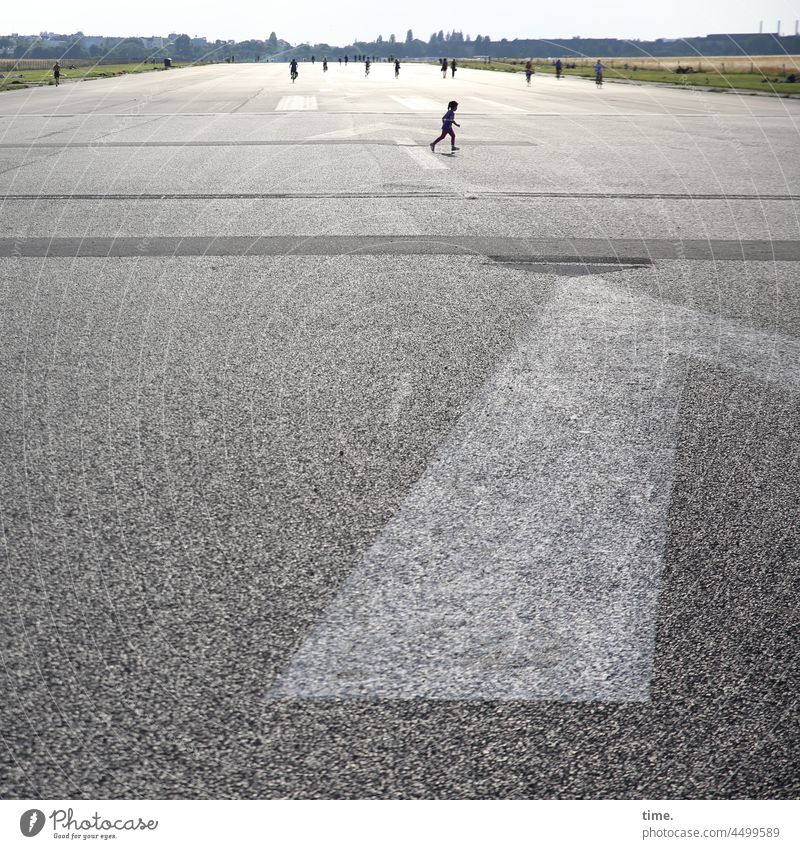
[0,62,798,799]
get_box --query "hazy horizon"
[4,0,800,44]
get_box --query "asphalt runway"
[0,62,798,798]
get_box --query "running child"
[430,100,460,153]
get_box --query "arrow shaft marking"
[270,278,800,701]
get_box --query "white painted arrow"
[269,277,800,701]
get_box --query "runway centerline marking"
[269,278,800,701]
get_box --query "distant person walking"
[395,58,400,78]
[594,60,604,87]
[323,58,328,72]
[555,58,563,79]
[441,58,448,79]
[450,58,457,78]
[525,59,533,85]
[338,57,341,65]
[344,55,348,65]
[365,57,371,76]
[430,100,460,153]
[52,61,60,86]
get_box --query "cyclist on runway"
[525,59,533,85]
[290,58,298,82]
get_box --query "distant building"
[39,32,70,46]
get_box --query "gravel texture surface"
[1,63,798,799]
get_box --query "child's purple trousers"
[432,127,456,147]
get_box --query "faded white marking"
[308,123,391,140]
[468,96,528,113]
[275,96,319,111]
[270,279,800,701]
[390,96,444,112]
[395,137,447,170]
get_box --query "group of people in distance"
[290,55,402,79]
[551,57,605,85]
[285,55,605,87]
[48,53,606,92]
[440,58,458,78]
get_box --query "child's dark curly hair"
[448,100,458,109]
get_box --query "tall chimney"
[795,20,799,36]
[759,21,763,34]
[777,20,781,35]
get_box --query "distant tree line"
[220,31,800,61]
[2,30,798,63]
[0,32,291,62]
[472,33,800,60]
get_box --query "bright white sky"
[4,0,799,44]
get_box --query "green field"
[0,62,192,92]
[453,59,800,96]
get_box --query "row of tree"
[0,34,286,62]
[2,30,799,63]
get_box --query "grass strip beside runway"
[452,59,800,95]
